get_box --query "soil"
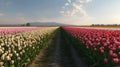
[27,30,88,67]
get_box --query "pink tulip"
[94,48,97,51]
[104,58,108,63]
[0,27,45,35]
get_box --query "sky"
[0,0,120,25]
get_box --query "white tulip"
[8,53,13,57]
[1,54,5,60]
[1,48,4,51]
[6,55,11,61]
[16,53,19,57]
[0,62,4,66]
[17,57,21,60]
[0,49,3,54]
[0,43,4,46]
[11,60,14,64]
[14,51,16,54]
[20,52,23,55]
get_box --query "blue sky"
[0,0,120,25]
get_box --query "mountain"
[29,22,74,26]
[0,22,76,26]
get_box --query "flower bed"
[62,27,120,67]
[0,27,58,67]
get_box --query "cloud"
[59,0,95,25]
[60,0,93,17]
[60,10,72,16]
[72,3,88,16]
[68,0,71,3]
[65,3,69,6]
[78,0,92,3]
[0,13,4,16]
[59,11,64,14]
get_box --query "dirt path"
[27,39,54,67]
[27,33,57,67]
[27,30,88,67]
[50,31,61,67]
[52,30,88,67]
[70,44,88,67]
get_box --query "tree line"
[91,24,120,26]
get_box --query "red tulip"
[118,52,120,56]
[112,53,118,58]
[113,58,119,64]
[103,43,108,47]
[86,46,89,49]
[62,27,120,66]
[109,50,113,56]
[100,49,104,54]
[94,47,97,51]
[118,46,120,50]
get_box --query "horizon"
[0,0,120,25]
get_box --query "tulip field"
[1,26,120,67]
[61,27,120,67]
[0,27,58,67]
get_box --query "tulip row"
[0,27,58,67]
[62,27,120,67]
[0,27,48,35]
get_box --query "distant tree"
[21,24,25,26]
[26,23,30,26]
[91,24,95,26]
